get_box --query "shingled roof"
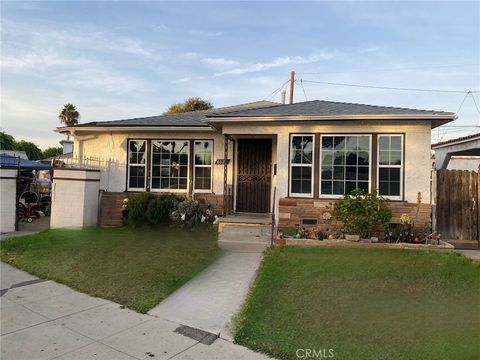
[206,99,455,118]
[70,101,277,128]
[62,99,455,131]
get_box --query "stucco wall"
[72,121,432,221]
[222,120,432,217]
[73,130,233,194]
[0,168,17,233]
[51,169,100,228]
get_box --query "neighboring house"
[56,100,455,229]
[432,132,480,170]
[0,150,29,160]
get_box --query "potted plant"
[330,189,392,241]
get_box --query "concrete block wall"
[0,168,18,233]
[50,169,101,228]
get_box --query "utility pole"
[289,71,295,104]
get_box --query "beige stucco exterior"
[0,168,18,233]
[72,130,234,194]
[69,119,432,223]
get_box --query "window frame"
[377,134,404,201]
[289,133,315,198]
[127,139,147,192]
[150,139,190,193]
[319,134,372,199]
[193,140,214,193]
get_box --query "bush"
[330,189,391,238]
[128,193,178,227]
[145,194,178,225]
[170,198,215,227]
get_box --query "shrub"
[170,198,215,227]
[330,189,392,238]
[145,194,178,225]
[127,193,178,227]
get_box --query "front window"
[378,135,403,199]
[151,140,189,191]
[320,135,370,196]
[194,140,213,192]
[290,134,314,197]
[127,140,146,191]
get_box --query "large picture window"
[320,135,370,196]
[378,135,403,199]
[151,140,189,191]
[127,140,146,191]
[290,134,314,197]
[194,140,213,192]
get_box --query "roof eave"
[54,125,213,134]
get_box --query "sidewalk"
[1,262,270,360]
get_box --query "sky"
[1,1,479,149]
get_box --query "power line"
[470,92,480,116]
[299,79,308,101]
[301,79,479,94]
[265,79,290,102]
[297,63,479,76]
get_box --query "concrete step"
[218,240,270,253]
[218,224,272,241]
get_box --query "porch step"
[218,223,272,253]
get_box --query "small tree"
[164,97,213,115]
[14,140,43,160]
[0,130,16,150]
[59,103,80,126]
[331,189,392,238]
[42,147,63,158]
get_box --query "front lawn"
[1,227,219,313]
[235,247,480,360]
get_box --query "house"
[432,132,480,170]
[56,100,455,230]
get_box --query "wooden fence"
[436,169,479,241]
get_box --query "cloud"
[171,76,207,84]
[188,29,225,37]
[213,52,338,77]
[201,57,239,69]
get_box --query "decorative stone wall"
[278,197,432,234]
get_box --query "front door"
[236,139,272,213]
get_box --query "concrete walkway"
[455,249,480,260]
[148,251,263,339]
[0,216,50,241]
[1,262,270,360]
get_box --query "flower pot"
[345,234,360,242]
[276,238,286,246]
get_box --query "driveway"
[1,262,270,360]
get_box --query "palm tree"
[59,103,80,127]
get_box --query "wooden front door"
[236,139,272,213]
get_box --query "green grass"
[235,247,480,360]
[1,227,219,313]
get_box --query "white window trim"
[127,139,147,192]
[150,140,190,193]
[319,134,372,199]
[377,134,403,201]
[289,134,315,198]
[193,140,213,193]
